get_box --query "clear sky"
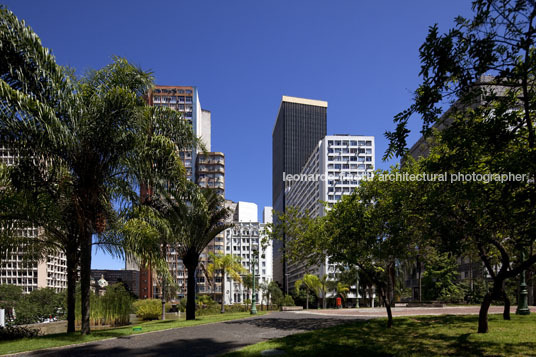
[3,0,473,269]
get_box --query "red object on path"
[336,297,342,308]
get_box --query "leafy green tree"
[0,284,22,310]
[422,250,464,302]
[207,252,245,313]
[270,207,329,274]
[325,164,425,327]
[242,273,261,309]
[295,274,321,310]
[267,281,283,308]
[385,0,536,333]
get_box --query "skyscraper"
[0,147,67,293]
[285,135,375,299]
[272,96,327,291]
[137,85,225,300]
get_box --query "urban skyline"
[0,0,474,272]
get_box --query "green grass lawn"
[226,314,536,357]
[0,311,266,355]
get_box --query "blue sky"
[3,0,473,269]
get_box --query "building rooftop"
[281,95,328,108]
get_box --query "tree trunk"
[66,248,77,333]
[417,256,422,302]
[306,291,309,310]
[161,245,167,321]
[502,290,511,320]
[80,231,92,335]
[220,273,225,313]
[381,291,393,328]
[161,279,166,321]
[478,292,493,333]
[184,254,199,320]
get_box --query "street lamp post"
[251,248,258,315]
[516,247,530,315]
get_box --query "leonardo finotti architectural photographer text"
[283,172,534,183]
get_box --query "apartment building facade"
[0,147,67,293]
[138,85,226,300]
[285,135,375,297]
[222,202,273,305]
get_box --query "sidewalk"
[13,312,366,357]
[295,305,523,317]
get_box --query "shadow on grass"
[224,317,362,331]
[228,314,536,357]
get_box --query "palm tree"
[295,274,323,310]
[0,163,82,333]
[295,274,330,309]
[207,253,245,313]
[1,8,154,334]
[1,7,201,334]
[126,186,233,320]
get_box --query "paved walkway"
[15,312,366,357]
[295,305,520,317]
[14,306,523,357]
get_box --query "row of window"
[328,140,373,146]
[328,148,372,154]
[153,96,193,103]
[328,156,372,163]
[153,88,193,94]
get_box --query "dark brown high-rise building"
[272,96,327,291]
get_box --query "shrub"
[75,283,133,326]
[0,325,40,340]
[281,295,295,306]
[133,299,161,320]
[99,284,133,326]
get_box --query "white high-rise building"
[285,134,375,295]
[0,147,67,293]
[223,202,273,305]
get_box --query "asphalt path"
[12,306,522,357]
[13,312,366,357]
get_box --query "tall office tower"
[139,85,226,300]
[147,86,211,177]
[196,152,225,196]
[272,96,327,291]
[0,147,67,293]
[223,202,273,305]
[285,135,375,299]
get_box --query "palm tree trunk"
[220,273,225,314]
[66,247,77,333]
[184,253,199,320]
[80,230,92,335]
[161,244,167,321]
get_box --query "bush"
[133,299,161,320]
[0,325,40,340]
[16,288,64,325]
[281,295,295,306]
[75,283,134,326]
[98,284,134,326]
